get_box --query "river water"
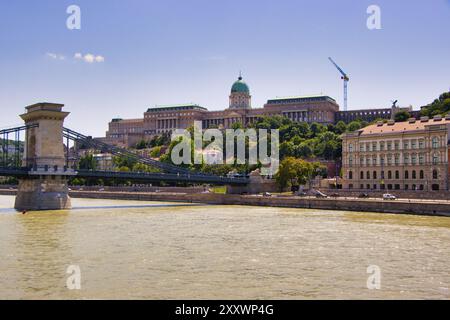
[0,195,448,299]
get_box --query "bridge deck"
[0,167,249,185]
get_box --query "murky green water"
[0,195,448,299]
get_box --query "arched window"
[433,170,438,180]
[373,171,377,179]
[360,171,364,179]
[395,170,400,179]
[349,171,353,180]
[420,170,424,179]
[349,143,353,152]
[366,171,370,179]
[349,156,353,167]
[388,171,392,179]
[405,170,409,179]
[412,170,416,179]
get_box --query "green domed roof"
[231,76,250,94]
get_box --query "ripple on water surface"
[0,195,449,299]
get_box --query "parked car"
[315,191,328,198]
[358,193,369,198]
[382,193,397,200]
[263,192,272,197]
[330,193,340,198]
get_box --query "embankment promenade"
[1,188,449,216]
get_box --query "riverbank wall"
[1,189,448,216]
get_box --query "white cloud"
[46,52,65,60]
[74,52,105,63]
[83,53,95,63]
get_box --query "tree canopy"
[420,91,450,117]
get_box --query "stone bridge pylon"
[15,103,75,211]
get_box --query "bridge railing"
[0,124,38,169]
[63,127,234,178]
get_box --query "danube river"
[0,195,448,299]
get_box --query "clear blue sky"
[0,0,449,136]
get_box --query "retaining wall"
[1,189,449,216]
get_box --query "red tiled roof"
[359,118,450,135]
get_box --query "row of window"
[348,152,441,166]
[348,183,441,191]
[348,137,442,152]
[348,169,439,180]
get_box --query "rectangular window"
[404,141,409,150]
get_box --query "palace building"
[341,115,450,192]
[100,74,412,147]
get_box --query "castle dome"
[231,76,250,94]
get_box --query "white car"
[382,193,397,200]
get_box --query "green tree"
[420,91,450,117]
[275,157,324,191]
[79,154,97,170]
[295,142,313,158]
[150,146,162,158]
[347,121,362,132]
[310,122,326,137]
[394,110,411,122]
[275,157,299,190]
[113,155,137,170]
[231,122,243,130]
[334,121,347,134]
[135,139,148,150]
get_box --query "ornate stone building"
[341,115,450,192]
[100,74,412,147]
